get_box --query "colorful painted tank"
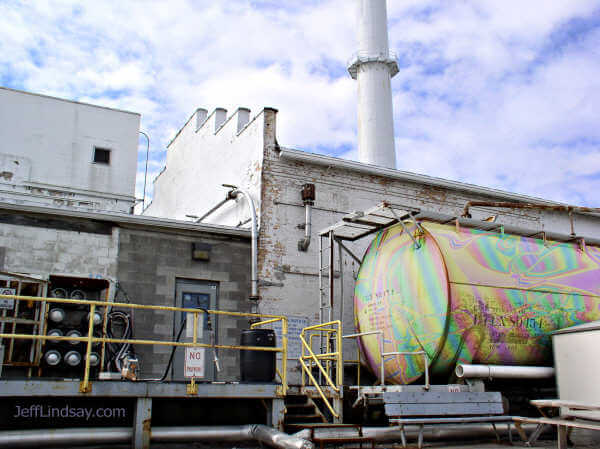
[354,221,600,384]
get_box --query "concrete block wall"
[116,227,252,380]
[0,222,118,278]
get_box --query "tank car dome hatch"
[353,220,600,385]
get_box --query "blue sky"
[1,0,599,208]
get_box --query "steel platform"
[0,379,286,448]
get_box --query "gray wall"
[116,227,252,379]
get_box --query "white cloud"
[0,0,599,206]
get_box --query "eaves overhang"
[0,202,251,239]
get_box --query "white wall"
[144,107,268,227]
[0,87,140,213]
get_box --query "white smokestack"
[348,0,398,169]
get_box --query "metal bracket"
[397,217,421,249]
[336,239,362,265]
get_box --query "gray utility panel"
[172,279,218,381]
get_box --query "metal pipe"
[154,425,314,449]
[456,364,555,380]
[297,203,312,251]
[383,351,429,389]
[196,197,231,223]
[139,130,150,211]
[0,425,314,449]
[0,427,132,447]
[293,422,544,443]
[227,186,259,300]
[343,330,384,385]
[462,201,600,219]
[415,210,600,247]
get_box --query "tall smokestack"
[348,0,398,169]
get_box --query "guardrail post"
[281,317,288,395]
[79,303,95,393]
[133,397,152,449]
[187,311,199,395]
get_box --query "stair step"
[285,416,325,424]
[287,413,323,419]
[285,403,312,409]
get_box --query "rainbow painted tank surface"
[354,221,600,384]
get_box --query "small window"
[93,147,111,164]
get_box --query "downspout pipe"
[297,203,313,252]
[298,183,315,252]
[0,425,314,449]
[226,185,259,300]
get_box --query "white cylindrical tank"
[349,0,398,169]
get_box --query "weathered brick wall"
[257,135,600,384]
[116,227,252,380]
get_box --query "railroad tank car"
[353,220,600,384]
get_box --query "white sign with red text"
[184,347,205,378]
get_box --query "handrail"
[382,350,430,390]
[0,293,288,395]
[299,335,339,393]
[299,320,343,420]
[298,359,339,419]
[343,330,384,385]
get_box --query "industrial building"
[0,86,140,213]
[1,0,600,448]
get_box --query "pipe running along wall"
[197,185,259,300]
[354,220,600,384]
[0,425,314,449]
[455,364,555,380]
[228,187,259,300]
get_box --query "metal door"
[173,279,218,381]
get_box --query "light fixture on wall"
[192,242,211,261]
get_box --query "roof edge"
[277,147,565,206]
[0,202,251,238]
[0,86,140,116]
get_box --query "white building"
[0,87,140,213]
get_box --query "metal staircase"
[284,393,328,429]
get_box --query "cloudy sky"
[1,1,599,207]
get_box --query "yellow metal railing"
[0,293,288,395]
[299,320,342,419]
[250,318,287,392]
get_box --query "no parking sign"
[184,347,205,378]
